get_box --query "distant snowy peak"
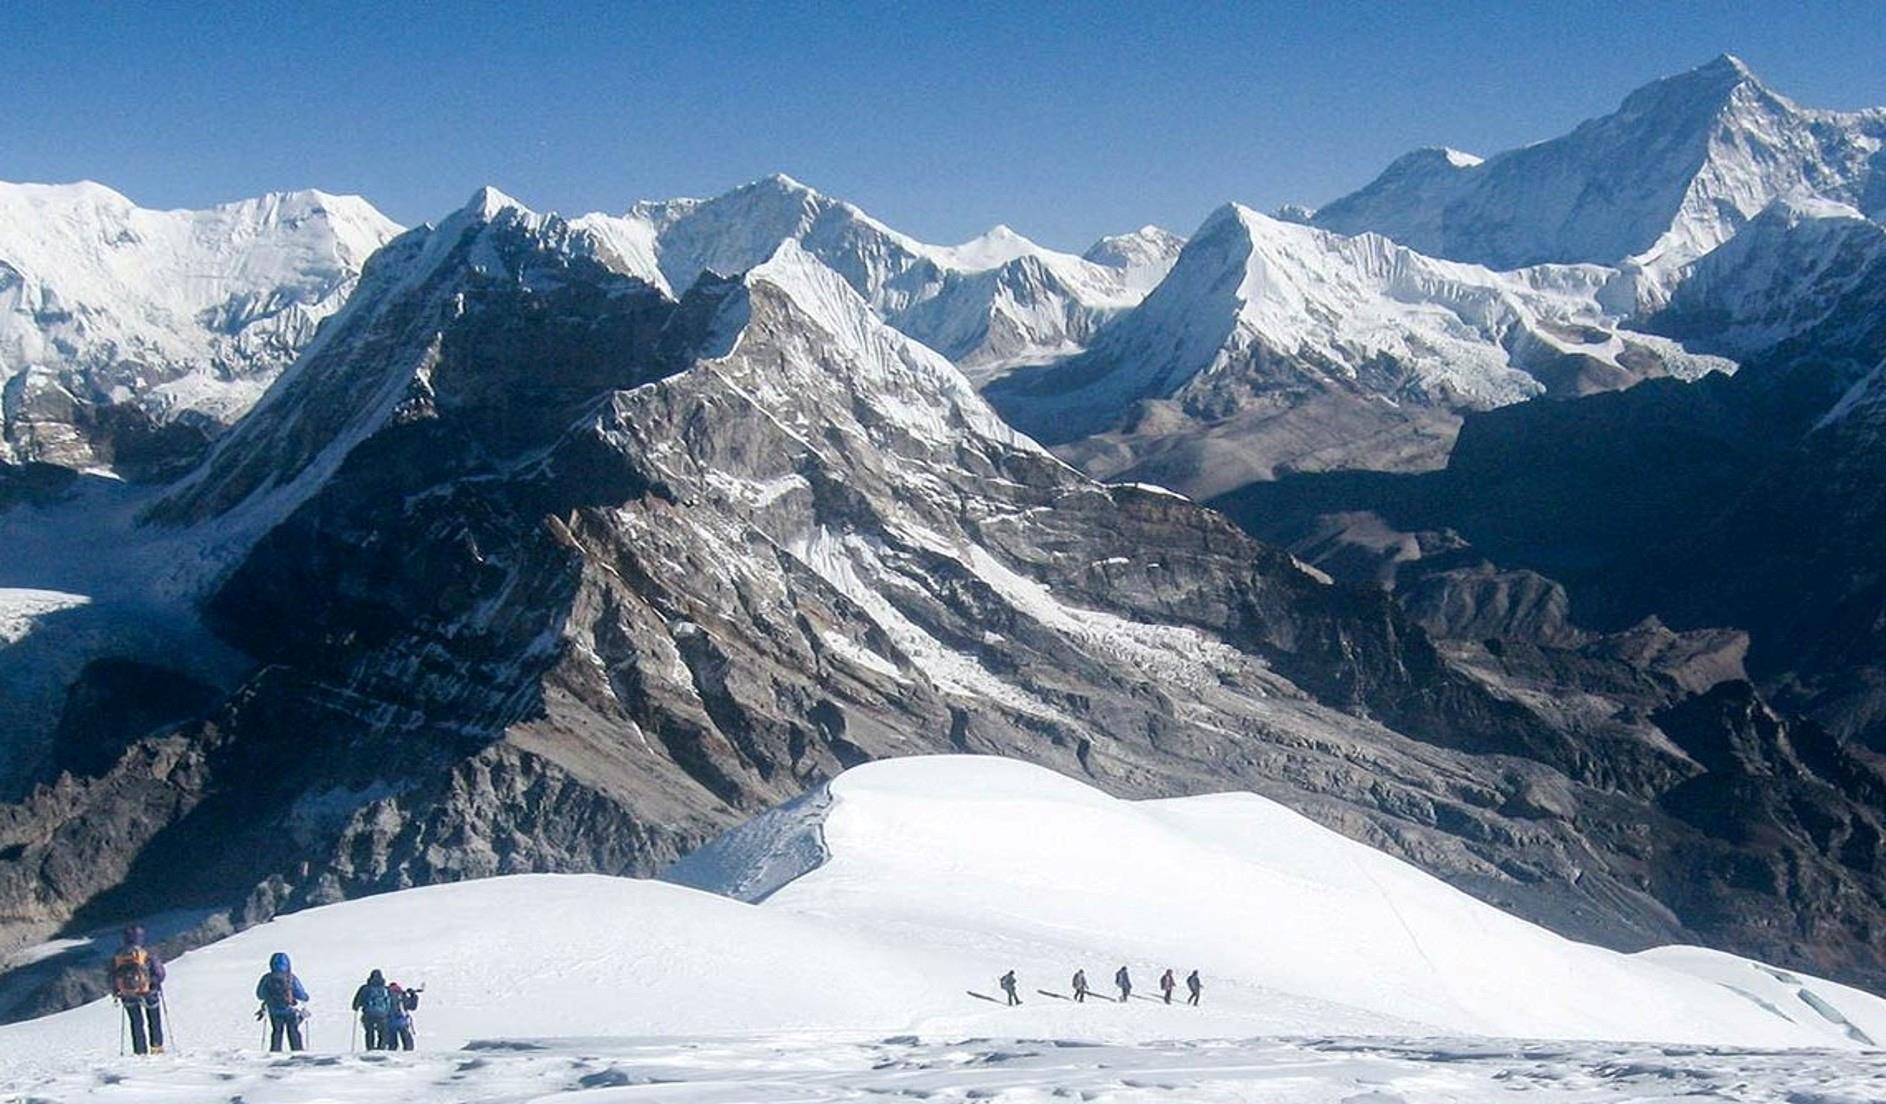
[1150,202,1722,404]
[579,174,1171,371]
[1649,194,1886,358]
[986,201,1729,494]
[928,223,1042,270]
[1313,54,1886,280]
[0,180,402,471]
[1011,200,1715,420]
[1082,224,1187,293]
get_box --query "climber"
[351,969,392,1049]
[385,981,420,1050]
[255,951,310,1052]
[108,924,166,1056]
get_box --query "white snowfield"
[3,757,1883,1102]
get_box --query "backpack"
[263,971,298,1008]
[362,984,392,1017]
[402,988,421,1011]
[111,948,152,999]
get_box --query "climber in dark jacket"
[351,969,392,1049]
[1186,969,1202,1006]
[1114,965,1132,1002]
[107,924,167,1055]
[255,951,310,1052]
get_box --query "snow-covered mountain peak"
[726,238,1032,449]
[1313,56,1886,277]
[1620,51,1764,116]
[759,170,812,192]
[3,178,138,211]
[0,181,403,471]
[590,176,1178,372]
[1646,190,1886,358]
[1082,224,1187,287]
[988,197,1728,493]
[460,184,530,222]
[1381,145,1483,178]
[929,223,1041,270]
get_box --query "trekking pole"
[351,1015,357,1053]
[117,999,125,1057]
[160,991,175,1056]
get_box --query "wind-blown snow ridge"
[678,756,1886,1047]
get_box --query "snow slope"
[4,756,1884,1100]
[0,181,401,466]
[678,757,1877,1047]
[8,755,1881,1066]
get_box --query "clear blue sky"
[7,1,1885,250]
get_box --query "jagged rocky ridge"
[6,188,1886,1022]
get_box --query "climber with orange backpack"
[108,924,167,1055]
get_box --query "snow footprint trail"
[3,1035,1882,1103]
